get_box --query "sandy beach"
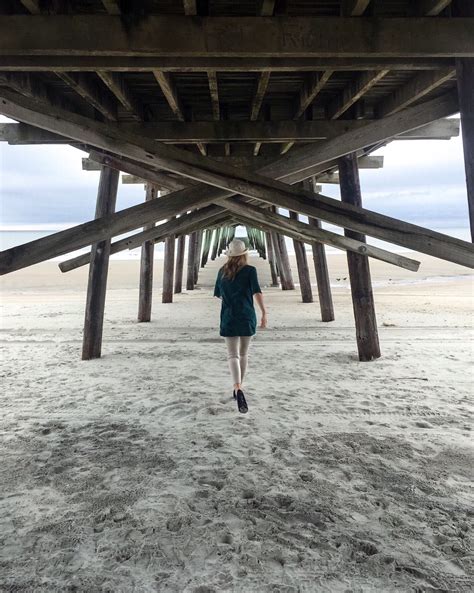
[1,252,473,592]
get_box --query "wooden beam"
[162,231,176,303]
[418,1,452,16]
[60,206,227,273]
[0,88,472,272]
[174,234,186,293]
[19,1,41,13]
[258,0,276,15]
[327,70,389,120]
[186,231,198,290]
[183,0,197,15]
[289,210,313,302]
[207,70,220,121]
[153,71,184,121]
[96,71,142,120]
[250,71,271,121]
[0,120,459,145]
[295,71,334,119]
[456,59,474,241]
[56,72,117,121]
[101,1,121,14]
[0,56,454,73]
[376,68,456,118]
[341,0,371,16]
[138,184,157,322]
[338,153,380,361]
[223,198,420,271]
[82,165,119,360]
[2,17,473,58]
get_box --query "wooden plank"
[0,120,459,145]
[376,68,456,118]
[59,206,226,273]
[82,165,119,360]
[101,1,121,15]
[183,0,197,15]
[207,70,220,121]
[250,71,271,121]
[338,153,380,361]
[0,55,453,72]
[327,70,389,120]
[96,71,142,120]
[56,72,117,121]
[456,58,474,240]
[295,71,334,119]
[0,88,472,271]
[138,184,157,322]
[1,17,473,58]
[418,1,452,16]
[153,71,184,121]
[258,0,276,16]
[341,0,371,16]
[19,1,41,13]
[223,198,420,271]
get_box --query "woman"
[214,239,267,414]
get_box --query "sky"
[0,115,469,236]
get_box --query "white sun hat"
[225,239,249,257]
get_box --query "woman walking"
[214,239,267,413]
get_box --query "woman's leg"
[224,337,241,389]
[239,336,252,384]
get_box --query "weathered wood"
[0,55,454,72]
[309,217,335,322]
[96,71,142,120]
[56,72,117,121]
[327,70,389,120]
[250,71,271,121]
[207,71,220,121]
[0,120,459,145]
[275,224,295,291]
[456,58,474,240]
[341,0,371,16]
[162,231,176,303]
[82,165,119,360]
[223,198,420,271]
[174,233,186,294]
[183,1,197,15]
[418,0,452,16]
[186,232,198,290]
[194,229,203,283]
[60,206,226,273]
[376,68,456,118]
[2,17,473,58]
[338,153,380,361]
[265,231,278,282]
[19,0,41,13]
[101,0,121,15]
[289,211,313,303]
[1,89,472,273]
[138,184,157,322]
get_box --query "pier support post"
[186,231,198,290]
[455,2,474,241]
[82,165,119,359]
[265,231,279,286]
[338,153,381,361]
[272,208,294,290]
[162,224,175,303]
[138,184,157,322]
[304,179,335,321]
[174,233,186,294]
[194,229,203,284]
[289,211,313,302]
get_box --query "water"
[0,222,471,261]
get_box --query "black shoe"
[233,390,237,400]
[236,389,248,414]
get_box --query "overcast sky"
[0,115,469,235]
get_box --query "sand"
[0,252,473,593]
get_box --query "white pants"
[224,336,252,385]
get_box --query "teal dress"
[214,265,262,337]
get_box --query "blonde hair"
[221,253,248,280]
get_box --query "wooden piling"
[194,229,203,284]
[308,217,335,322]
[186,231,197,290]
[338,153,381,361]
[82,165,119,360]
[162,226,175,303]
[265,231,279,286]
[174,233,186,293]
[138,184,157,322]
[273,211,295,290]
[289,210,313,302]
[456,58,474,240]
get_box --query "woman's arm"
[254,292,267,328]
